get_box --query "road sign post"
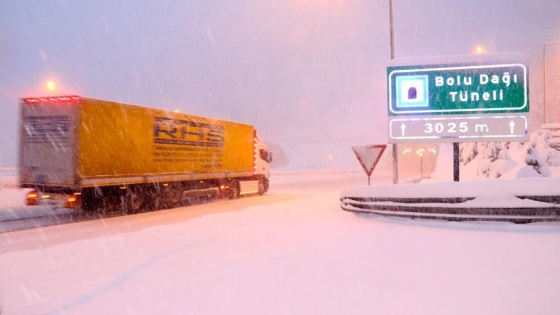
[352,145,386,186]
[387,59,529,182]
[387,62,529,143]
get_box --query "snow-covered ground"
[1,129,560,314]
[2,170,560,315]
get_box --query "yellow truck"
[19,96,272,212]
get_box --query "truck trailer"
[19,95,272,212]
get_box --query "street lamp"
[46,80,56,92]
[403,146,437,180]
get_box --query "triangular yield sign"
[352,144,387,176]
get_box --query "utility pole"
[389,0,398,184]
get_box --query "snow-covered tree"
[530,129,560,167]
[477,142,511,178]
[542,147,560,167]
[458,126,560,179]
[459,142,478,165]
[532,129,551,151]
[525,146,551,177]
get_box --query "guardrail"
[341,195,560,223]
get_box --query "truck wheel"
[123,188,143,214]
[161,185,182,209]
[229,181,240,199]
[258,178,269,195]
[81,188,105,212]
[142,186,162,211]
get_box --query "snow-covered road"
[2,171,560,314]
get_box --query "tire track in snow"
[48,235,215,315]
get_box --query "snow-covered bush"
[532,129,551,151]
[458,127,560,179]
[476,142,512,178]
[542,148,560,167]
[484,142,509,162]
[531,129,560,167]
[525,146,551,177]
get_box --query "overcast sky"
[1,0,559,168]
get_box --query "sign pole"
[392,144,398,184]
[453,142,460,182]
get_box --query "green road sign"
[387,63,528,116]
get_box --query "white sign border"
[388,63,528,115]
[388,114,529,143]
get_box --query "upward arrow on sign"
[352,145,387,179]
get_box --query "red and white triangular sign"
[352,144,386,176]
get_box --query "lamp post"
[416,148,425,179]
[389,0,399,184]
[389,0,394,60]
[543,41,560,124]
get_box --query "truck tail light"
[65,193,81,209]
[27,191,39,205]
